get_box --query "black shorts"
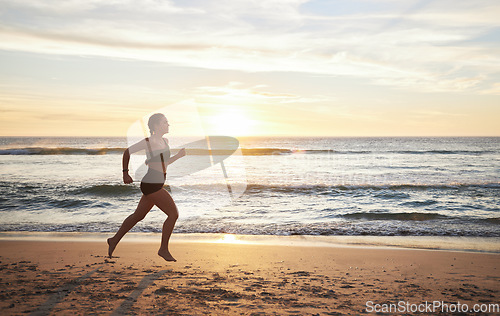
[140,169,166,195]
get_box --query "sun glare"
[205,110,256,136]
[216,234,246,244]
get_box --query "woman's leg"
[107,194,155,257]
[147,189,179,262]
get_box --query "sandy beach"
[1,235,499,315]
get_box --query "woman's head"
[148,113,169,136]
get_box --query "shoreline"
[1,231,499,254]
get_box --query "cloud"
[193,82,329,105]
[0,0,499,93]
[480,83,500,95]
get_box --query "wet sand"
[0,239,499,315]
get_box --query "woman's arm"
[122,148,133,184]
[122,148,130,170]
[122,139,148,184]
[166,148,186,165]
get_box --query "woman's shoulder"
[128,138,149,154]
[144,137,168,144]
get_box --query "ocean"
[0,136,499,241]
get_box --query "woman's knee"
[168,209,179,221]
[131,212,146,222]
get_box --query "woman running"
[107,113,186,262]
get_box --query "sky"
[0,0,499,137]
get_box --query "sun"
[204,109,256,136]
[215,234,247,244]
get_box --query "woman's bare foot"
[158,249,176,262]
[107,237,118,258]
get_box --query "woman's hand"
[177,148,186,158]
[123,173,133,184]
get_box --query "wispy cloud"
[194,82,329,105]
[480,82,500,95]
[0,0,499,93]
